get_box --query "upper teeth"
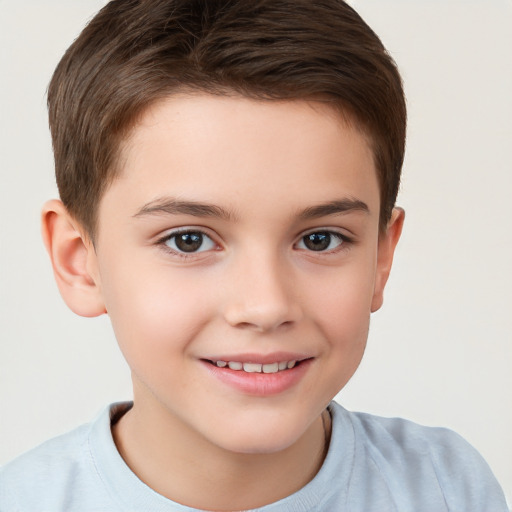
[215,360,297,373]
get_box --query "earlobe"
[371,207,405,313]
[41,199,106,317]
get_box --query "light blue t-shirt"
[0,401,507,511]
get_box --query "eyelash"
[156,229,219,259]
[296,230,352,254]
[156,228,353,259]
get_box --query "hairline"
[85,89,385,242]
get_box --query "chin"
[209,415,315,456]
[223,437,298,456]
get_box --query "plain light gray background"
[1,0,511,505]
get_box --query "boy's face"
[87,94,400,454]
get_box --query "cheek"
[311,259,376,336]
[99,259,213,366]
[305,261,376,388]
[318,288,372,341]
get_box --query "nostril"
[223,288,303,332]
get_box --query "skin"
[42,94,404,511]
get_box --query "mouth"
[200,354,314,395]
[205,359,303,374]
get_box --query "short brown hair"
[48,0,406,238]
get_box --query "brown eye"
[303,232,331,251]
[175,232,203,252]
[164,231,216,253]
[298,231,345,252]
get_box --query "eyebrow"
[133,197,236,221]
[298,198,370,220]
[133,197,369,222]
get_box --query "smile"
[212,360,297,373]
[203,357,312,395]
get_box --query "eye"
[296,231,346,252]
[163,230,217,254]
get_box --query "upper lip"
[201,352,312,364]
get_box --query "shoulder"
[349,407,489,473]
[349,406,471,457]
[0,423,88,510]
[0,406,120,512]
[329,402,508,512]
[1,421,90,481]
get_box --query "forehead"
[102,94,380,223]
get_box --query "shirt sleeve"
[427,427,508,512]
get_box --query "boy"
[0,0,507,510]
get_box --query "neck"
[112,399,331,511]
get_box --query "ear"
[371,207,405,312]
[41,199,106,317]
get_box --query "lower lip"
[202,359,312,396]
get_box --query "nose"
[222,251,302,333]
